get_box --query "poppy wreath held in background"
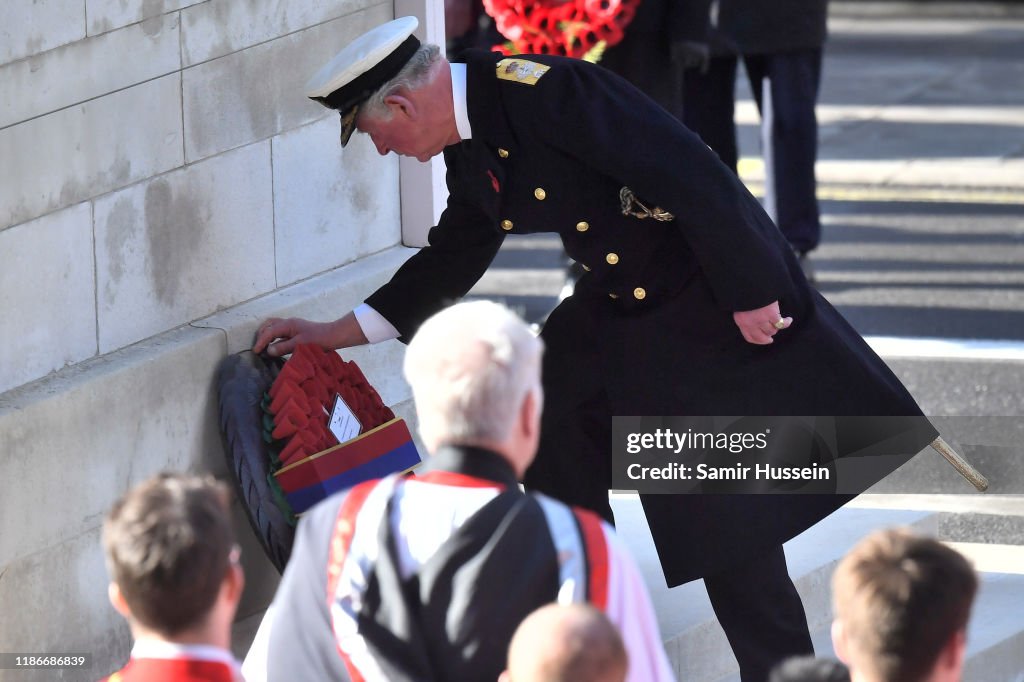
[482,0,641,60]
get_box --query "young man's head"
[403,300,544,477]
[831,528,977,682]
[102,472,244,647]
[499,603,628,682]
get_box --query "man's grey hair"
[361,44,443,120]
[403,301,544,451]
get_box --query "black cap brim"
[339,105,359,147]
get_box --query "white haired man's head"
[403,301,544,474]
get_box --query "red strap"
[573,507,610,611]
[325,479,382,682]
[414,470,506,489]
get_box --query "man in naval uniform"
[247,301,674,682]
[253,17,935,680]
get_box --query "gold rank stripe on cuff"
[496,58,550,85]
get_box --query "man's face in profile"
[357,99,449,163]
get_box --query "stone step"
[611,493,1024,681]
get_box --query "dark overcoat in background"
[597,0,711,117]
[686,0,830,254]
[715,0,828,55]
[365,49,933,586]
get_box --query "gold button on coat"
[606,253,619,265]
[501,219,514,231]
[534,188,546,200]
[576,221,589,232]
[633,287,647,300]
[498,148,509,158]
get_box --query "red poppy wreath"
[482,0,641,60]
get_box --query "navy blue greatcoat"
[365,49,933,586]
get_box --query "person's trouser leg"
[703,543,814,681]
[683,54,740,172]
[744,49,823,254]
[527,297,614,524]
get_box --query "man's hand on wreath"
[732,301,792,345]
[252,312,368,357]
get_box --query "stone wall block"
[0,14,181,129]
[0,326,227,566]
[93,143,276,352]
[273,118,401,286]
[0,526,129,682]
[0,74,184,230]
[87,0,204,36]
[182,2,393,163]
[0,203,97,394]
[181,0,373,66]
[193,246,416,404]
[0,0,85,66]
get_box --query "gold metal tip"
[930,436,989,492]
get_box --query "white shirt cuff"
[450,62,472,141]
[353,303,400,343]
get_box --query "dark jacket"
[714,0,829,55]
[599,0,713,117]
[365,50,933,584]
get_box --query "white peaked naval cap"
[305,16,421,145]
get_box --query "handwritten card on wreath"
[328,393,363,444]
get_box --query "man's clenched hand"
[733,301,792,345]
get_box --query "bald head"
[403,301,544,468]
[501,604,628,682]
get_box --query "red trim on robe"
[326,479,382,682]
[573,508,610,611]
[101,657,235,682]
[414,470,507,489]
